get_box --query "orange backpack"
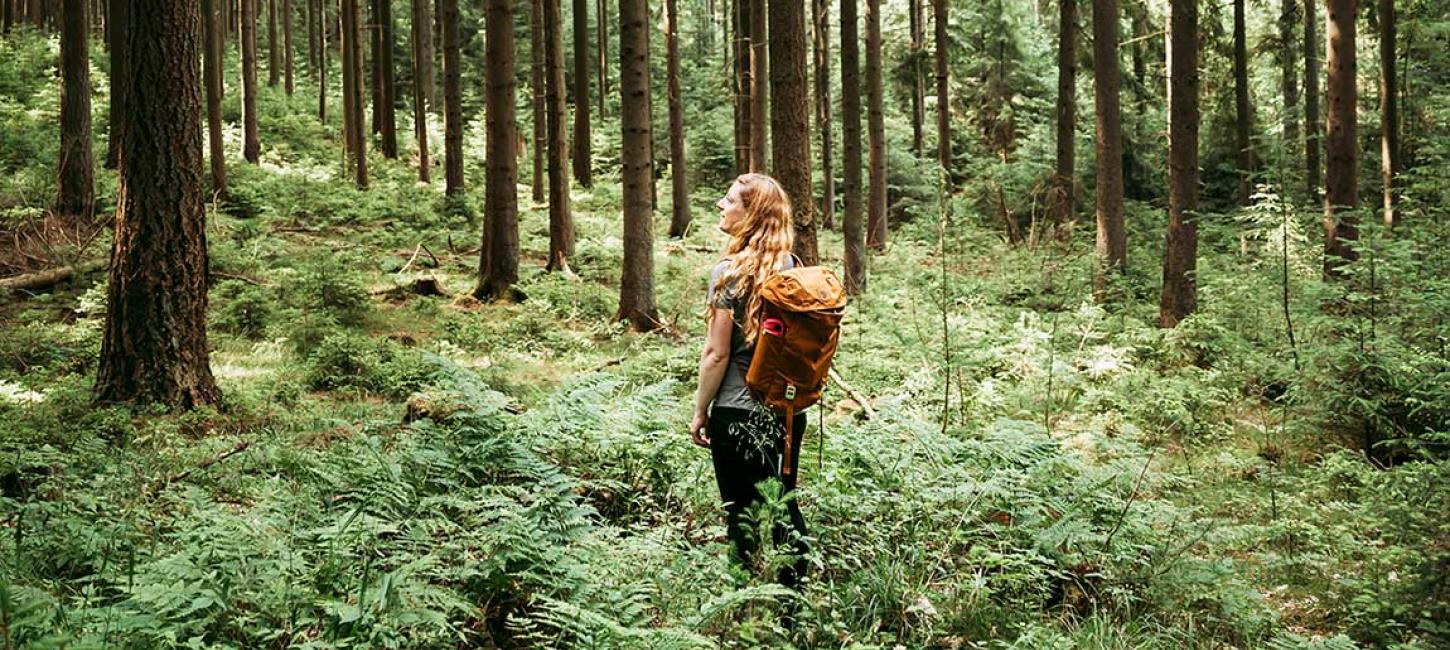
[744,260,847,476]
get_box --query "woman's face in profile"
[716,182,747,235]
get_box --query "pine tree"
[243,0,260,163]
[665,0,689,238]
[56,0,94,221]
[476,0,521,301]
[864,0,885,250]
[1160,0,1198,327]
[441,0,462,193]
[617,0,658,329]
[410,0,432,182]
[1050,0,1077,233]
[1092,0,1126,299]
[204,0,228,197]
[1323,0,1357,277]
[841,0,865,292]
[572,0,592,187]
[544,0,574,271]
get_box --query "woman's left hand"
[689,411,710,447]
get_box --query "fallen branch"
[1102,449,1157,552]
[828,367,877,420]
[149,439,252,496]
[0,260,106,293]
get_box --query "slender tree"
[864,0,885,250]
[908,0,923,155]
[617,0,658,329]
[1050,0,1076,233]
[934,0,949,174]
[476,0,521,301]
[243,0,260,163]
[544,0,573,271]
[284,0,294,94]
[342,0,368,186]
[268,0,279,86]
[1323,0,1357,277]
[1233,0,1253,204]
[1304,0,1321,200]
[1092,0,1126,298]
[370,0,380,134]
[1379,0,1397,226]
[572,0,592,186]
[56,0,93,221]
[531,0,545,201]
[95,0,220,409]
[1160,0,1198,327]
[307,0,316,74]
[596,0,606,117]
[104,0,128,169]
[441,0,462,193]
[841,0,865,292]
[665,0,689,237]
[376,0,397,157]
[770,0,816,264]
[411,0,431,182]
[204,0,228,197]
[1280,0,1299,174]
[749,0,767,171]
[813,0,834,230]
[318,0,328,121]
[733,0,752,173]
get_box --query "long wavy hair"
[709,173,796,344]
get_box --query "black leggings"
[707,406,809,588]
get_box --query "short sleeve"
[707,260,735,310]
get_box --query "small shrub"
[211,280,274,339]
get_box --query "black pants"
[708,406,809,588]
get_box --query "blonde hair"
[709,173,797,344]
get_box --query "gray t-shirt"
[707,256,795,411]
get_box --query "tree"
[375,0,397,158]
[733,0,752,173]
[841,0,865,293]
[1379,0,1397,226]
[95,0,220,409]
[864,0,885,250]
[410,0,431,182]
[665,0,689,238]
[56,0,94,221]
[1323,0,1357,277]
[268,0,278,86]
[770,0,816,264]
[934,0,949,175]
[342,0,368,187]
[617,0,657,329]
[544,0,573,271]
[1304,0,1320,201]
[530,0,545,202]
[284,0,294,94]
[1049,0,1076,233]
[748,0,767,171]
[317,0,328,121]
[1160,0,1198,327]
[243,0,260,163]
[909,0,923,155]
[441,0,462,193]
[813,0,834,230]
[1280,0,1299,174]
[204,0,228,197]
[572,0,592,187]
[1092,0,1126,299]
[596,0,606,117]
[1233,0,1253,204]
[476,0,521,301]
[103,0,127,169]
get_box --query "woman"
[688,173,809,588]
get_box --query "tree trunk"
[1092,0,1126,299]
[441,0,462,193]
[596,0,605,117]
[1050,0,1076,233]
[1322,0,1357,277]
[57,0,94,221]
[96,0,220,410]
[1379,0,1396,227]
[544,0,573,271]
[476,0,520,300]
[1233,0,1253,204]
[342,0,368,187]
[908,0,923,156]
[813,0,834,231]
[841,0,865,293]
[1160,0,1197,327]
[104,0,127,169]
[268,0,279,86]
[284,0,293,94]
[369,0,379,134]
[307,0,316,75]
[243,0,260,163]
[1304,0,1320,201]
[204,0,228,197]
[318,0,328,121]
[934,0,949,175]
[1280,0,1299,175]
[665,0,689,238]
[865,0,886,250]
[748,0,767,171]
[771,0,816,264]
[411,0,431,182]
[733,0,752,174]
[3,0,12,33]
[617,0,657,329]
[376,0,397,157]
[530,0,545,201]
[569,0,592,187]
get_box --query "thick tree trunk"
[733,0,751,174]
[665,0,689,238]
[284,0,293,94]
[544,0,573,271]
[530,0,545,201]
[908,0,923,156]
[441,0,462,193]
[771,0,816,264]
[841,0,865,293]
[934,0,949,175]
[243,0,260,163]
[617,0,658,329]
[376,0,397,157]
[342,0,368,186]
[1322,0,1357,277]
[268,0,279,86]
[476,0,520,301]
[96,0,220,410]
[865,0,885,250]
[1092,0,1126,299]
[1160,0,1198,327]
[813,0,834,231]
[1379,0,1396,227]
[1050,0,1076,233]
[104,0,127,169]
[204,0,228,197]
[411,0,431,182]
[1304,0,1321,201]
[1233,0,1253,204]
[748,0,767,171]
[572,0,592,187]
[57,0,94,221]
[1280,0,1299,174]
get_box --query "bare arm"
[688,307,735,446]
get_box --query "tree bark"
[1233,0,1253,204]
[1050,0,1076,233]
[934,0,950,175]
[411,0,431,182]
[813,0,834,231]
[204,0,228,197]
[544,0,573,271]
[665,0,689,238]
[104,0,127,169]
[1280,0,1299,175]
[377,0,397,157]
[369,0,379,134]
[864,0,885,251]
[841,0,865,293]
[476,0,520,300]
[268,0,279,86]
[572,0,592,187]
[1160,0,1197,327]
[1092,0,1126,299]
[96,0,220,410]
[733,0,752,174]
[617,0,658,329]
[1379,0,1396,227]
[771,0,816,264]
[908,0,923,156]
[530,0,545,201]
[441,0,462,193]
[284,0,293,94]
[57,0,94,221]
[243,0,260,163]
[318,0,328,121]
[596,0,606,117]
[1322,0,1357,278]
[748,0,767,171]
[342,0,368,187]
[307,0,316,75]
[1304,0,1321,201]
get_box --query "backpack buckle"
[784,385,796,400]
